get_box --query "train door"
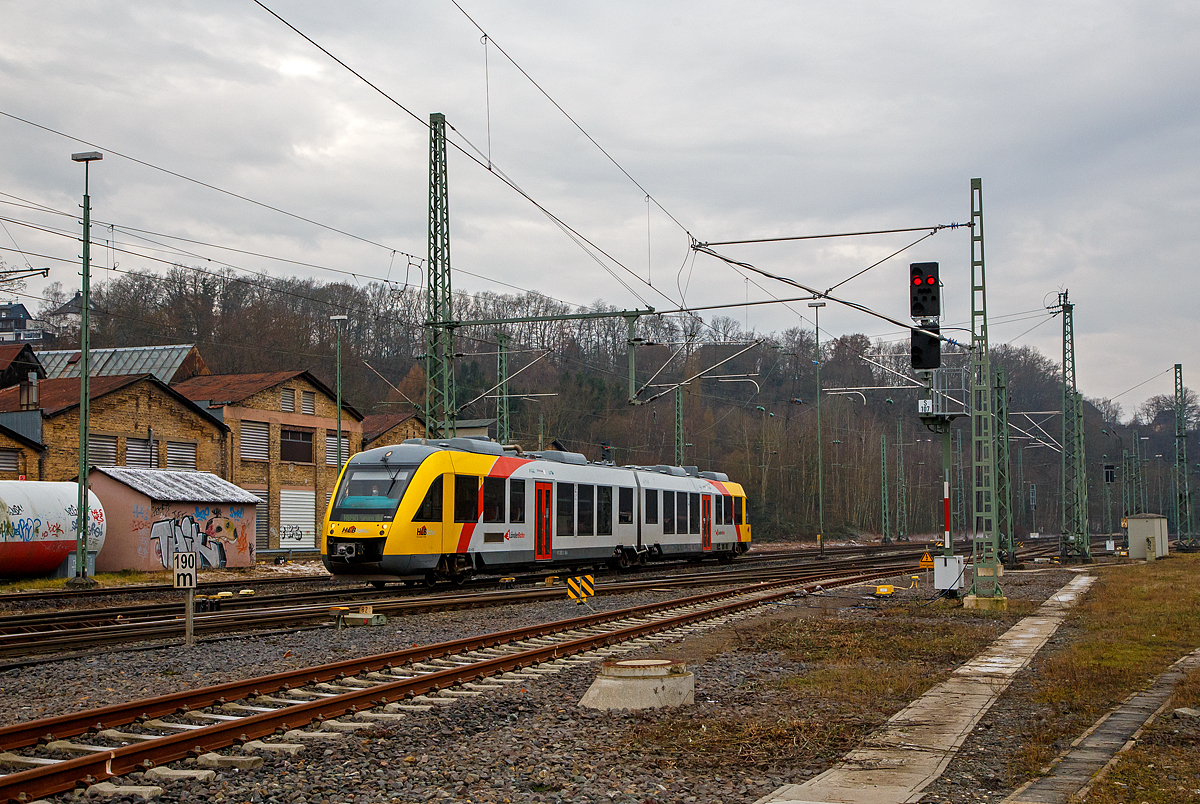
[535,482,553,560]
[701,494,712,551]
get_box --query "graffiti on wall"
[150,505,253,569]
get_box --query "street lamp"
[330,315,349,473]
[808,301,826,557]
[71,150,101,588]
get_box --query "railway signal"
[909,262,940,318]
[911,323,941,370]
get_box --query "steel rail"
[0,557,921,660]
[0,572,873,803]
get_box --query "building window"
[302,390,315,415]
[454,474,479,523]
[0,450,19,472]
[281,388,295,412]
[325,431,350,466]
[126,437,158,469]
[240,421,269,461]
[509,478,526,524]
[88,434,118,467]
[280,429,313,463]
[482,477,505,523]
[166,441,197,471]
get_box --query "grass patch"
[0,569,165,594]
[1011,555,1200,780]
[627,598,1014,772]
[749,615,1002,665]
[630,716,875,768]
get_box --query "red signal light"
[926,276,936,285]
[913,276,922,285]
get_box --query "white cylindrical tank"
[0,482,106,578]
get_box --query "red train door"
[702,494,712,551]
[535,482,553,560]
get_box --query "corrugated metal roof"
[172,371,305,405]
[39,344,199,383]
[94,467,263,504]
[0,375,145,415]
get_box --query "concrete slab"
[316,719,374,731]
[85,782,163,799]
[238,741,304,757]
[1002,645,1200,803]
[755,574,1095,804]
[199,751,268,768]
[145,767,217,782]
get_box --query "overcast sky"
[1,1,1196,419]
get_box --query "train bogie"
[322,438,750,583]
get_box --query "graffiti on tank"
[11,517,42,542]
[6,504,21,516]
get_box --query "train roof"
[350,438,733,484]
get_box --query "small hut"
[90,467,261,572]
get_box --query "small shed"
[1127,513,1169,560]
[90,467,261,572]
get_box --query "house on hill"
[171,370,363,552]
[0,302,50,345]
[0,344,46,389]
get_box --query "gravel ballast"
[1,565,1087,803]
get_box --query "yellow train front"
[322,438,750,583]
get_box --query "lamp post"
[808,301,826,557]
[330,315,349,473]
[71,150,101,587]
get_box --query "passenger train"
[321,438,751,584]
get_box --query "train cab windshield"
[331,464,419,522]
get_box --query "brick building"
[171,371,363,552]
[0,374,227,481]
[361,411,426,449]
[0,422,45,480]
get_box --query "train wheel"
[617,551,631,570]
[637,551,648,566]
[451,571,472,586]
[423,573,438,588]
[718,552,735,565]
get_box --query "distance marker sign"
[173,552,198,589]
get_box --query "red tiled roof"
[172,370,363,420]
[0,375,146,416]
[362,411,422,441]
[171,371,307,406]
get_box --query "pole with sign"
[173,552,198,646]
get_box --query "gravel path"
[1,565,1084,803]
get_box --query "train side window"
[714,495,724,525]
[676,491,688,535]
[618,487,634,525]
[482,477,506,523]
[724,495,734,524]
[689,493,701,534]
[509,479,526,524]
[454,475,480,523]
[413,475,444,522]
[734,495,744,524]
[598,486,614,535]
[577,484,595,536]
[644,488,658,524]
[662,491,675,534]
[556,482,575,536]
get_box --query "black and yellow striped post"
[567,574,595,605]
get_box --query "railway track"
[0,564,892,804]
[0,553,927,663]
